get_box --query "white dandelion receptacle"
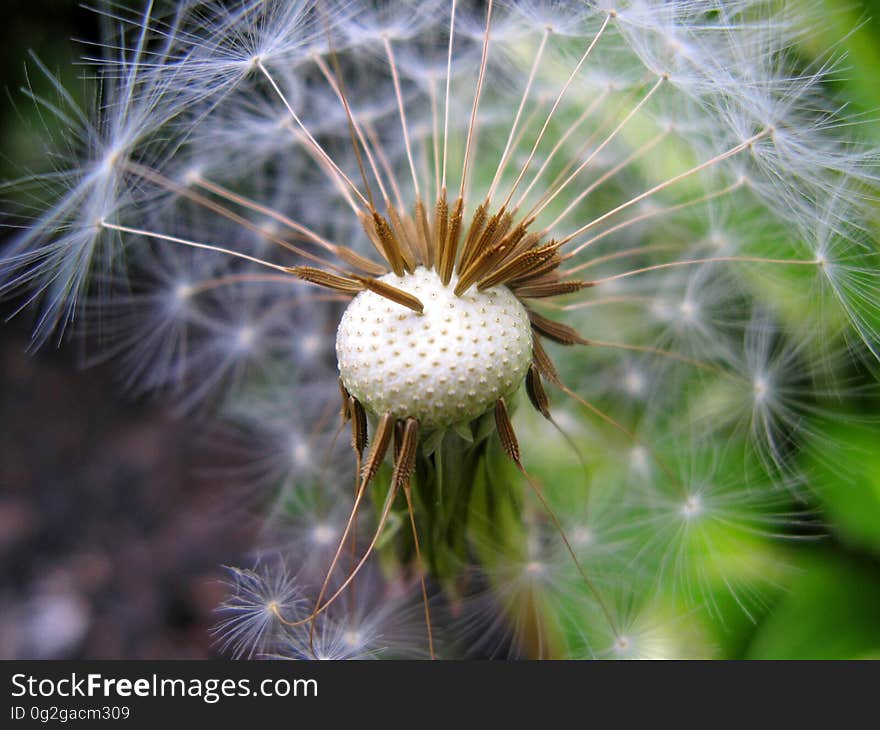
[336,267,533,428]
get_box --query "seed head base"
[336,266,532,428]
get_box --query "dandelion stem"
[383,36,421,200]
[588,255,820,286]
[565,180,745,262]
[99,221,297,274]
[403,481,436,659]
[363,120,406,213]
[312,52,391,203]
[256,60,370,209]
[487,27,551,201]
[503,12,612,208]
[515,90,609,208]
[546,295,653,311]
[296,131,362,215]
[530,75,666,220]
[581,339,740,380]
[188,176,337,255]
[124,162,349,272]
[459,0,494,201]
[324,25,380,212]
[561,131,770,246]
[516,461,622,641]
[183,273,306,295]
[554,379,685,496]
[544,131,668,229]
[560,242,683,275]
[293,414,393,637]
[441,0,457,191]
[495,398,622,640]
[303,459,403,627]
[122,0,155,113]
[428,75,441,202]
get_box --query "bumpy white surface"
[336,267,532,428]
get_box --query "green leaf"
[746,552,880,659]
[803,419,880,555]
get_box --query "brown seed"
[433,190,449,274]
[339,378,352,423]
[371,210,407,276]
[393,419,405,462]
[358,210,390,263]
[459,205,505,276]
[335,247,387,277]
[387,202,417,273]
[362,412,394,485]
[455,218,533,295]
[350,397,367,456]
[508,250,563,286]
[532,336,562,386]
[477,241,560,291]
[354,276,425,313]
[525,365,551,419]
[440,196,464,285]
[414,197,432,265]
[528,309,590,346]
[485,209,515,252]
[494,398,520,464]
[512,279,591,299]
[290,266,365,294]
[391,418,420,489]
[457,199,490,273]
[508,227,545,260]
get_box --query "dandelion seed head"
[609,627,678,660]
[3,0,878,660]
[276,567,428,660]
[172,281,193,304]
[524,560,546,576]
[681,494,702,520]
[299,333,323,359]
[623,369,646,396]
[310,523,337,547]
[290,437,311,468]
[234,324,257,352]
[571,525,595,548]
[630,446,649,475]
[678,297,697,322]
[752,374,769,404]
[213,562,304,659]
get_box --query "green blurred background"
[0,0,878,659]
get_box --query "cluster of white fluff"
[2,0,878,658]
